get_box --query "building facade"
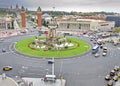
[106,16,120,27]
[0,17,12,31]
[57,19,115,32]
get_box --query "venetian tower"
[37,7,42,29]
[20,6,26,29]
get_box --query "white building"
[57,19,115,32]
[42,13,52,21]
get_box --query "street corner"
[0,75,18,86]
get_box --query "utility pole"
[52,57,55,75]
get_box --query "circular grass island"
[15,37,91,58]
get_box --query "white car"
[95,53,100,57]
[105,75,111,80]
[114,65,120,71]
[102,52,107,56]
[0,38,4,41]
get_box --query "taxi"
[3,66,13,71]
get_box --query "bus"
[92,45,99,54]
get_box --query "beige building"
[57,19,115,32]
[0,17,12,30]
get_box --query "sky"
[0,0,120,13]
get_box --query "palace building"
[0,16,12,30]
[57,19,115,32]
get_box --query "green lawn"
[15,37,91,58]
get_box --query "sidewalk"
[0,30,21,38]
[115,80,120,86]
[0,75,18,86]
[22,77,66,86]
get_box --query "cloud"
[0,0,120,12]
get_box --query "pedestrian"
[29,81,33,86]
[2,73,6,80]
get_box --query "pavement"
[0,30,21,38]
[0,75,18,86]
[115,80,120,86]
[22,78,66,86]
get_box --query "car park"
[105,75,111,80]
[3,66,13,71]
[107,80,113,86]
[113,75,118,81]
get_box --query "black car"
[2,48,6,52]
[100,45,103,49]
[48,59,54,64]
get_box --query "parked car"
[105,75,111,80]
[0,38,4,41]
[102,52,107,56]
[3,66,13,71]
[95,53,100,57]
[113,75,118,81]
[110,70,115,76]
[2,48,6,52]
[117,72,120,77]
[114,66,120,71]
[103,47,107,52]
[107,80,113,86]
[100,45,103,49]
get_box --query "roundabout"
[15,36,91,58]
[0,31,120,86]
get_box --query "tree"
[113,27,120,33]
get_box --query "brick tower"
[21,6,26,29]
[37,7,42,29]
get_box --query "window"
[67,24,70,29]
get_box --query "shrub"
[32,42,35,45]
[64,46,68,49]
[48,47,51,50]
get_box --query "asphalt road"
[0,31,120,86]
